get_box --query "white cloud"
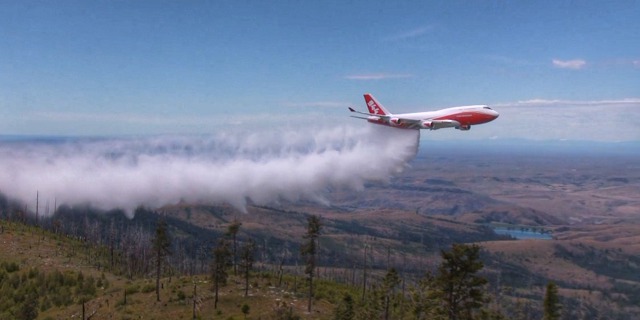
[552,59,587,69]
[493,98,640,107]
[0,125,419,216]
[384,26,433,41]
[486,98,640,142]
[344,73,414,80]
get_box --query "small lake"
[493,228,553,240]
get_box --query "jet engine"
[456,125,471,131]
[420,121,433,129]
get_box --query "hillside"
[1,145,639,319]
[0,220,341,320]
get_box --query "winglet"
[348,107,356,112]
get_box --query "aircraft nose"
[484,108,500,120]
[481,106,499,120]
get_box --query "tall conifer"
[543,281,561,320]
[152,219,171,302]
[301,215,321,313]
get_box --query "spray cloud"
[0,125,419,217]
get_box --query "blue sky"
[1,1,639,140]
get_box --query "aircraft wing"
[388,118,423,129]
[385,118,461,130]
[348,107,391,119]
[349,115,372,120]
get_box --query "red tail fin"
[364,93,391,115]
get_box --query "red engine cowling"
[390,118,402,126]
[420,121,433,129]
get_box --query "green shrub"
[125,284,140,295]
[142,283,155,293]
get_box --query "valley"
[1,140,639,319]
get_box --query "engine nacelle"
[456,125,471,131]
[420,121,433,129]
[389,118,402,126]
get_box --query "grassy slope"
[0,220,341,320]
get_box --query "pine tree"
[382,268,401,320]
[239,239,256,297]
[212,238,231,309]
[241,303,251,319]
[543,281,561,320]
[411,271,446,320]
[436,243,488,320]
[300,215,321,313]
[152,219,171,302]
[227,220,242,275]
[356,283,384,320]
[17,289,39,320]
[333,293,355,320]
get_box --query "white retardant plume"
[0,125,419,217]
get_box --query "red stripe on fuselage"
[434,111,496,126]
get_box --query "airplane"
[349,93,499,130]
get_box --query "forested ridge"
[1,197,636,319]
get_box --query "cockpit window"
[483,106,493,110]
